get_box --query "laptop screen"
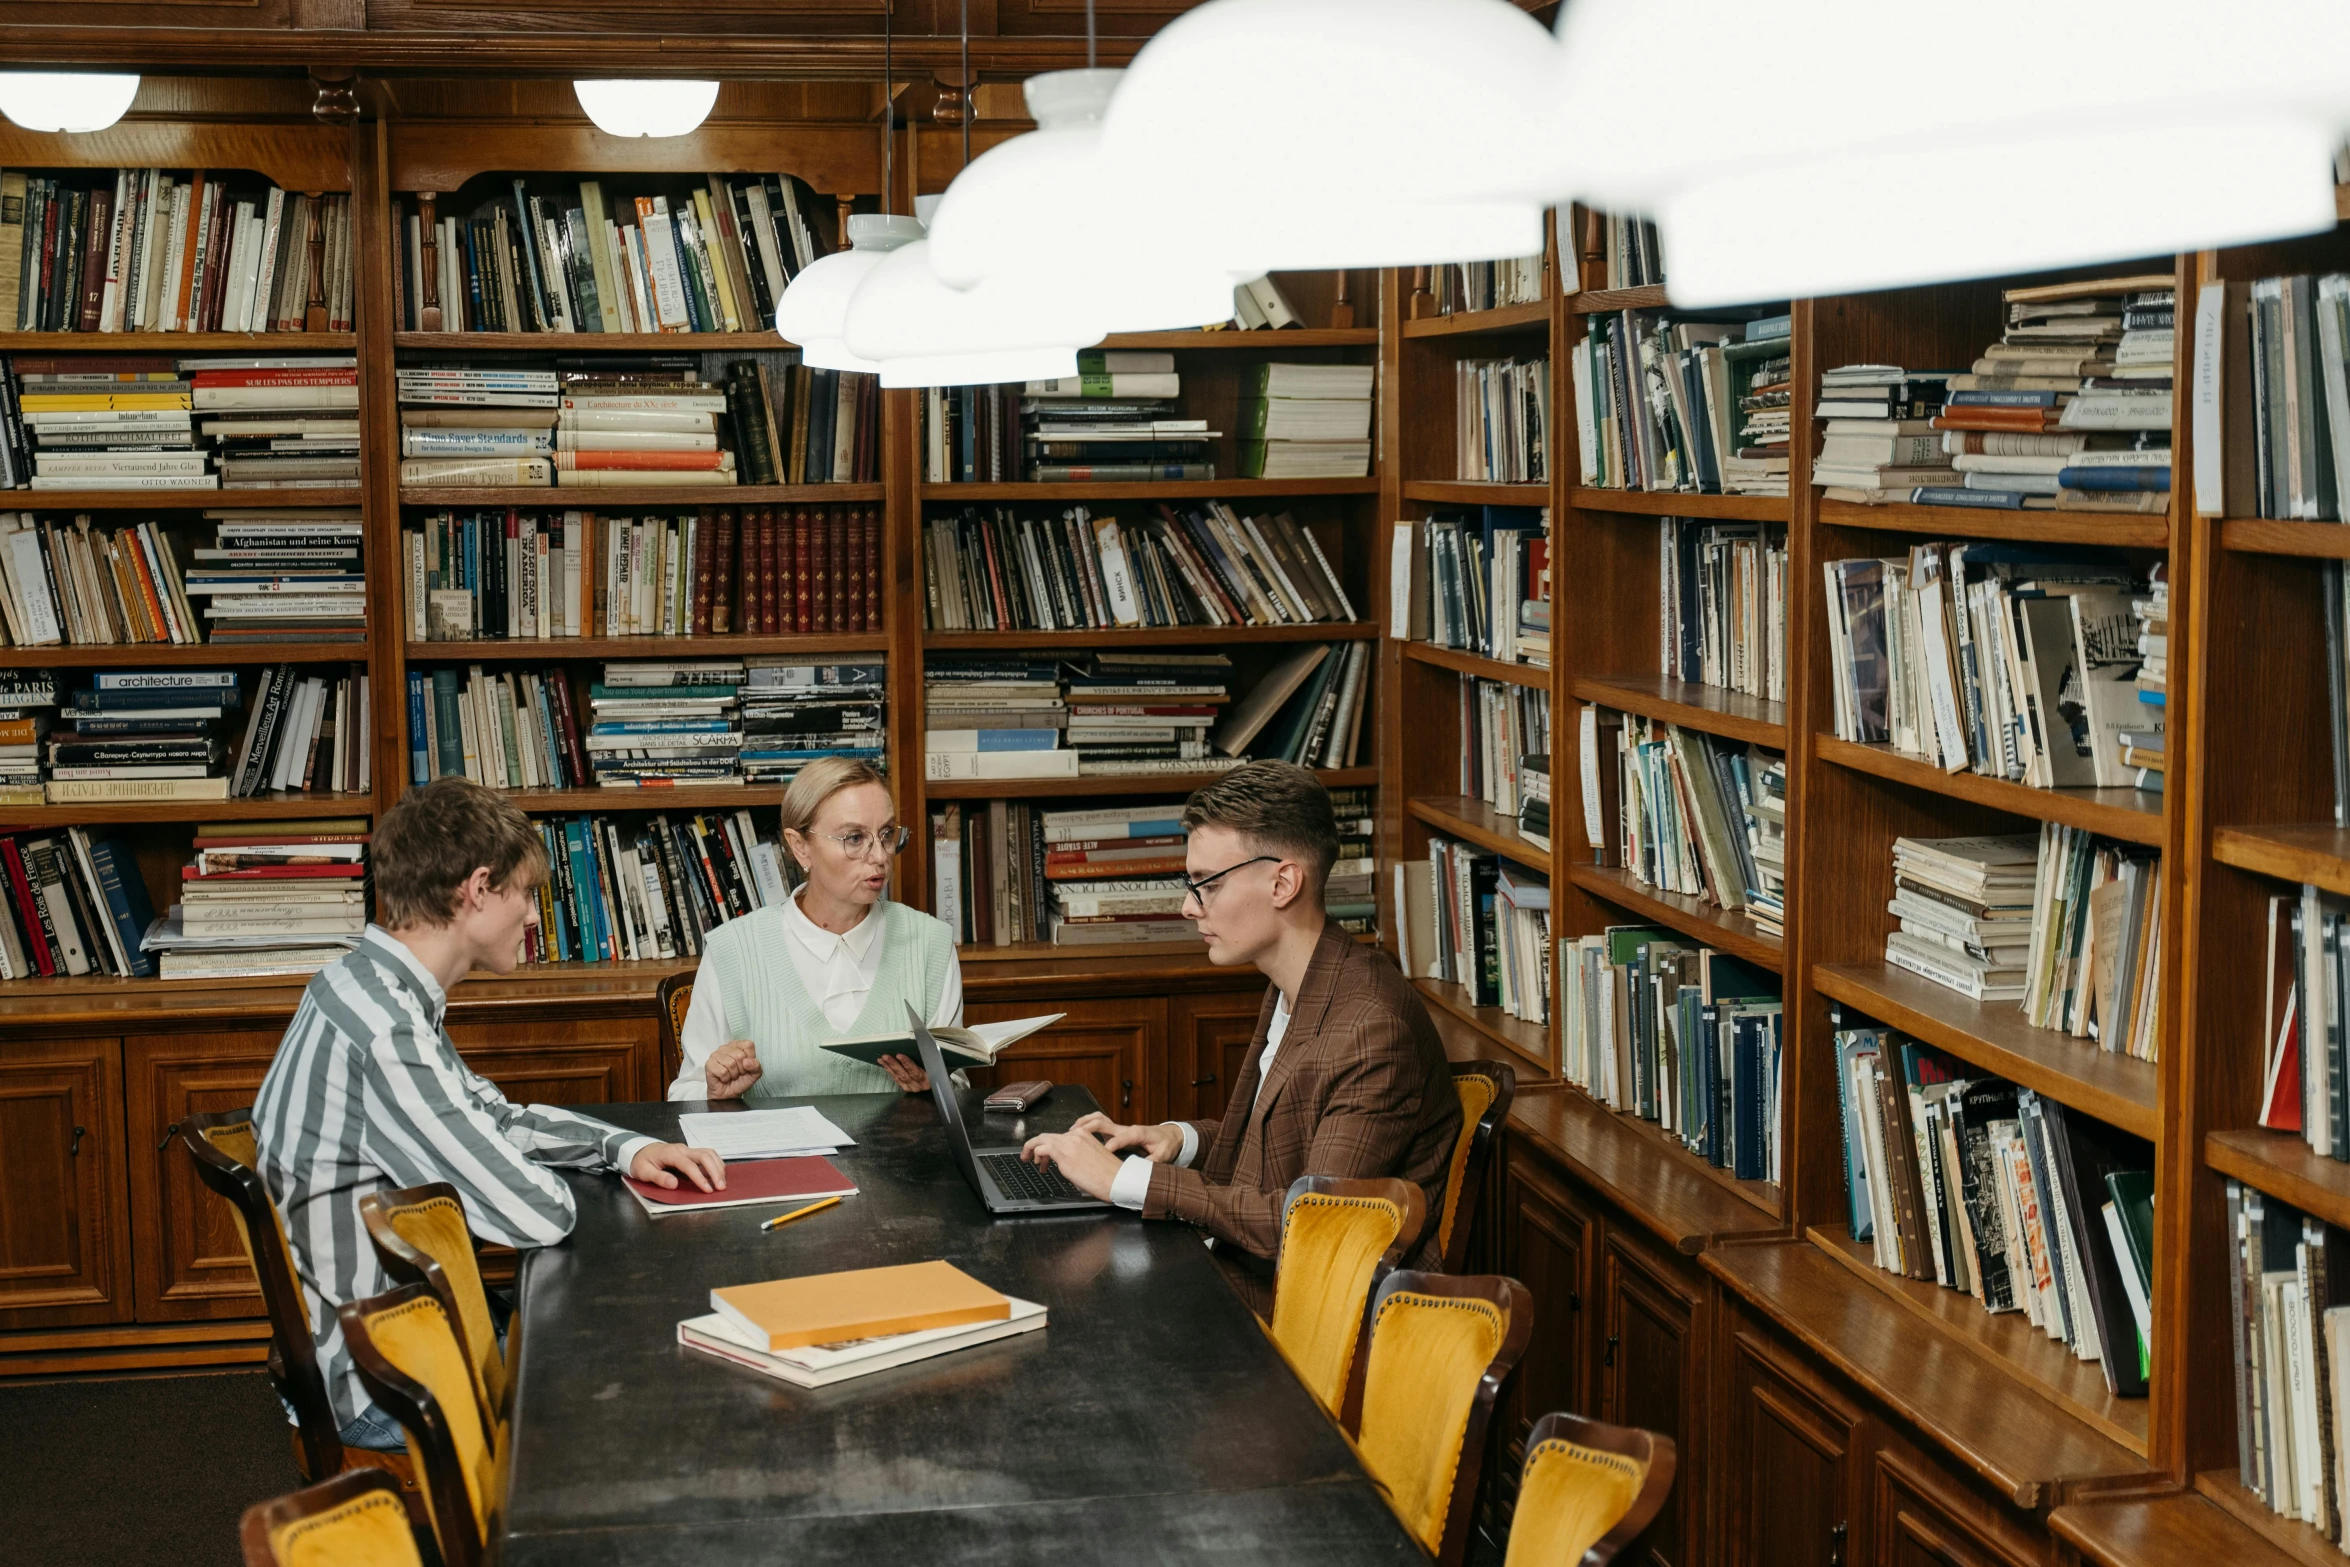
[906,1002,986,1195]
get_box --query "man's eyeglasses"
[813,826,913,861]
[1177,855,1280,910]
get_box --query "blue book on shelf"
[91,670,236,690]
[962,730,1061,752]
[1910,486,2028,510]
[82,832,157,978]
[2057,465,2171,492]
[406,672,429,783]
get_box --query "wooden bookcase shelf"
[1569,672,1788,747]
[1400,299,1552,339]
[405,634,890,663]
[0,643,368,669]
[19,488,365,510]
[1567,487,1789,522]
[1414,975,1552,1072]
[1401,641,1550,690]
[924,623,1376,650]
[1400,479,1550,505]
[1511,1088,1785,1253]
[0,332,359,352]
[1816,736,2167,847]
[0,793,371,829]
[918,478,1381,502]
[1405,795,1551,871]
[490,787,788,813]
[1565,862,1783,972]
[398,484,884,506]
[2212,824,2350,897]
[2191,1471,2346,1567]
[2219,516,2350,559]
[1813,961,2159,1139]
[1569,284,1671,315]
[1815,498,2171,549]
[2207,1129,2350,1233]
[1096,329,1379,350]
[394,331,784,350]
[927,766,1378,801]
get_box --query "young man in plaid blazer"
[1022,761,1461,1308]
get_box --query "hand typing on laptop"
[1019,1119,1129,1201]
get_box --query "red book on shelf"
[828,507,849,633]
[10,357,179,376]
[1929,411,2062,433]
[190,369,360,387]
[794,506,814,633]
[553,450,730,472]
[690,508,718,636]
[184,863,367,881]
[862,504,881,632]
[758,508,780,635]
[2,839,56,976]
[814,505,835,633]
[549,674,591,788]
[191,834,370,847]
[75,181,113,333]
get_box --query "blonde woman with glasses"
[667,756,960,1100]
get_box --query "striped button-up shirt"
[254,926,656,1425]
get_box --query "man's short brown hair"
[374,778,550,930]
[1181,761,1341,886]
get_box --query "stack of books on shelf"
[922,383,1022,483]
[400,363,748,489]
[933,800,1183,948]
[1810,365,1955,503]
[1409,835,1546,1023]
[924,656,1069,782]
[1519,752,1551,851]
[586,661,743,789]
[395,175,833,336]
[1660,518,1787,703]
[0,824,156,980]
[185,511,365,644]
[521,809,789,965]
[2225,1181,2350,1538]
[6,356,205,491]
[41,670,242,804]
[1586,212,1663,291]
[145,821,372,980]
[0,513,197,645]
[1455,678,1548,821]
[1,171,353,334]
[1433,254,1544,315]
[1883,834,2038,1003]
[1560,930,1782,1181]
[1491,862,1549,1025]
[0,670,56,804]
[1834,1024,2153,1397]
[1456,357,1547,483]
[738,661,884,785]
[1325,784,1378,934]
[409,665,582,789]
[1578,705,1777,922]
[1240,363,1374,480]
[1067,652,1238,778]
[1574,309,1792,495]
[197,358,361,489]
[1023,353,1213,483]
[1822,546,2150,790]
[1405,505,1549,665]
[922,499,1355,632]
[1211,642,1371,773]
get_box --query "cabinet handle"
[1189,1073,1217,1086]
[1566,1290,1580,1312]
[1121,1078,1133,1109]
[70,1125,84,1157]
[157,1120,181,1152]
[1603,1333,1618,1367]
[1828,1521,1847,1567]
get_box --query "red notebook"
[623,1155,857,1219]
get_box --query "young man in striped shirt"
[255,777,724,1451]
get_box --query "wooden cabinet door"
[1868,1444,2042,1567]
[446,1016,658,1106]
[1598,1224,1709,1567]
[1497,1144,1596,1502]
[1165,986,1268,1123]
[0,1036,131,1329]
[123,1029,282,1322]
[961,996,1166,1124]
[1721,1322,1869,1567]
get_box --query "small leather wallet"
[983,1080,1054,1112]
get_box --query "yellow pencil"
[760,1195,842,1231]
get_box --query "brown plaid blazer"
[1144,919,1461,1299]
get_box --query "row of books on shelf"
[1396,838,1549,1026]
[0,510,363,647]
[934,788,1375,948]
[1833,1022,2154,1398]
[0,820,370,983]
[1398,504,1549,666]
[1823,547,2165,791]
[3,170,353,335]
[1561,931,1782,1183]
[1453,678,1549,825]
[922,500,1357,633]
[395,176,834,337]
[522,808,792,965]
[1814,276,2173,512]
[2229,1179,2350,1541]
[1883,830,2164,1061]
[407,659,882,791]
[0,665,369,805]
[408,503,881,642]
[1662,517,1787,705]
[2226,271,2350,522]
[1584,212,1663,293]
[395,356,878,489]
[1580,705,1786,937]
[1573,308,1791,497]
[2255,883,2350,1166]
[1430,253,1545,316]
[1456,355,1548,484]
[0,355,359,491]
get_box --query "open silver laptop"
[907,1002,1109,1215]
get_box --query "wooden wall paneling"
[356,113,409,819]
[122,1029,282,1322]
[0,120,351,193]
[1868,1437,2051,1567]
[1165,985,1269,1124]
[960,994,1166,1124]
[1496,1136,1598,1520]
[387,122,886,196]
[1375,264,1408,961]
[445,1014,659,1102]
[1718,1310,1871,1567]
[0,1036,133,1330]
[1599,1219,1711,1567]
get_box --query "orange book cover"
[552,449,728,471]
[710,1260,1009,1352]
[1929,411,2061,433]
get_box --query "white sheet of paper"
[678,1106,856,1162]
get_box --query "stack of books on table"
[1067,651,1239,778]
[1021,353,1214,483]
[195,357,362,489]
[522,809,789,964]
[142,820,370,979]
[230,664,370,798]
[680,1261,1045,1390]
[1044,803,1196,947]
[1883,835,2039,1002]
[0,512,200,645]
[738,660,885,785]
[10,357,207,491]
[1208,642,1369,772]
[1238,362,1375,479]
[0,670,57,804]
[184,511,365,644]
[0,824,157,980]
[1810,365,1955,503]
[44,671,240,804]
[924,655,1075,782]
[587,660,743,788]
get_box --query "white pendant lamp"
[1096,0,1556,273]
[1544,0,2350,305]
[926,68,1244,332]
[572,80,720,139]
[774,213,925,374]
[0,73,140,134]
[843,235,1099,389]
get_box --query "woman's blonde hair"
[778,756,893,882]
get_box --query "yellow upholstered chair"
[181,1109,421,1508]
[1437,1062,1516,1272]
[1503,1412,1676,1567]
[1351,1269,1533,1567]
[239,1468,437,1567]
[360,1183,506,1433]
[656,971,694,1093]
[341,1283,502,1567]
[1268,1175,1426,1419]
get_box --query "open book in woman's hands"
[819,1013,1065,1068]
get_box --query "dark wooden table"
[496,1090,1422,1565]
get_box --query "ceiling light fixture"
[0,73,141,135]
[571,80,721,140]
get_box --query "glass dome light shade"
[0,73,140,134]
[775,213,924,371]
[926,68,1245,331]
[571,80,722,139]
[843,239,1100,389]
[1097,0,1556,272]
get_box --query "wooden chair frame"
[341,1282,493,1567]
[655,970,694,1094]
[239,1467,440,1567]
[1276,1175,1427,1424]
[1518,1411,1677,1567]
[1352,1268,1535,1567]
[1441,1061,1517,1272]
[359,1182,505,1431]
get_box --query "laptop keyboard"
[979,1152,1091,1203]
